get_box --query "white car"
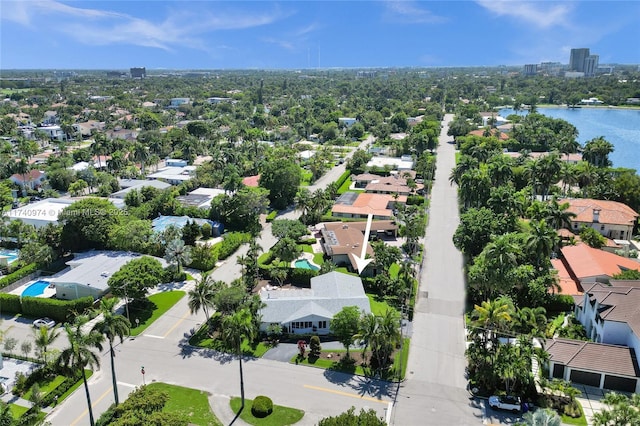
[33,317,56,329]
[488,395,522,413]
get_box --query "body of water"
[498,107,640,172]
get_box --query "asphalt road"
[391,114,484,425]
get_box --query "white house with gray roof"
[51,251,166,300]
[259,271,371,335]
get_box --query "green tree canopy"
[60,197,123,251]
[108,256,165,302]
[259,159,302,210]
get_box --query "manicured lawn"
[337,177,352,194]
[23,375,65,400]
[561,403,587,425]
[129,291,186,336]
[393,338,410,380]
[9,404,29,420]
[301,170,313,186]
[389,263,400,279]
[367,294,396,316]
[292,353,366,376]
[190,322,273,357]
[300,244,313,253]
[313,252,325,265]
[230,397,304,426]
[185,273,195,281]
[147,382,222,426]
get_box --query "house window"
[600,224,605,231]
[573,223,578,229]
[318,321,327,329]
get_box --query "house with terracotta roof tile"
[319,221,398,276]
[10,170,46,190]
[546,338,640,393]
[559,198,638,241]
[331,192,405,220]
[550,258,583,296]
[560,243,640,284]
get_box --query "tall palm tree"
[58,315,105,426]
[187,272,216,321]
[221,308,257,418]
[91,298,130,406]
[132,143,150,175]
[545,197,576,230]
[525,219,558,270]
[32,325,60,363]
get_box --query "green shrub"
[0,293,22,314]
[251,395,273,418]
[563,401,581,418]
[265,210,278,222]
[213,232,251,260]
[289,268,318,286]
[335,170,351,194]
[406,195,425,206]
[309,335,321,357]
[545,294,576,313]
[21,296,94,323]
[188,244,218,271]
[0,263,37,290]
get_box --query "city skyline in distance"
[1,1,639,70]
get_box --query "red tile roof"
[468,129,510,141]
[242,175,260,187]
[550,258,583,296]
[561,243,640,280]
[559,198,638,227]
[332,193,406,218]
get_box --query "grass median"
[129,291,186,336]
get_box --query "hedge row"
[0,263,37,290]
[0,293,94,322]
[335,170,352,195]
[406,195,426,206]
[213,232,252,260]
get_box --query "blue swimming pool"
[22,280,50,297]
[0,249,19,264]
[294,259,320,271]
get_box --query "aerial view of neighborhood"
[0,1,639,425]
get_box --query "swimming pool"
[0,249,19,264]
[294,259,320,271]
[22,280,51,298]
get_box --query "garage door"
[553,364,565,379]
[570,369,601,387]
[604,375,636,393]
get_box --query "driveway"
[262,341,347,362]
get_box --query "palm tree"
[164,238,192,276]
[546,197,576,230]
[32,325,60,363]
[583,136,614,168]
[58,315,105,426]
[470,297,513,346]
[221,308,257,419]
[187,272,216,321]
[132,143,150,175]
[525,219,558,270]
[0,401,12,426]
[91,298,130,406]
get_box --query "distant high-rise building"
[569,48,590,72]
[523,64,538,76]
[584,55,599,77]
[130,67,146,78]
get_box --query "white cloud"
[1,1,288,51]
[384,0,447,24]
[476,0,572,28]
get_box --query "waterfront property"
[559,198,638,241]
[259,271,371,335]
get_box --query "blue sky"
[1,1,639,69]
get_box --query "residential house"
[110,179,171,199]
[37,125,66,141]
[353,173,422,196]
[338,117,357,127]
[468,128,510,141]
[242,175,260,188]
[259,271,371,335]
[106,127,138,141]
[169,98,191,108]
[176,187,225,209]
[550,258,583,296]
[319,221,398,276]
[147,165,196,185]
[332,192,406,220]
[6,198,74,228]
[52,251,167,301]
[73,120,105,138]
[504,151,583,164]
[559,198,638,241]
[10,170,46,190]
[366,155,414,171]
[546,338,640,393]
[42,111,58,125]
[560,243,640,289]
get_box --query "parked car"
[488,395,522,413]
[33,317,56,329]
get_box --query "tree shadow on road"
[349,375,397,401]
